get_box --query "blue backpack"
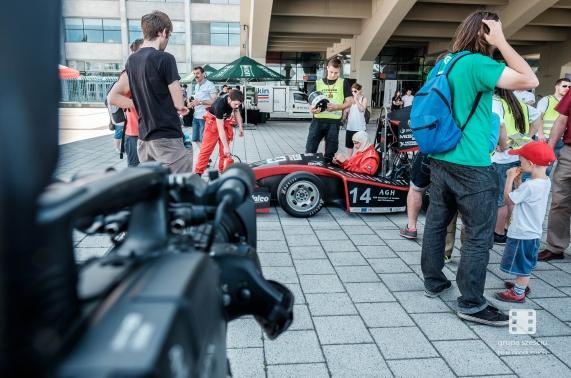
[410,51,482,154]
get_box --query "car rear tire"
[277,172,324,218]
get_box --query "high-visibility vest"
[315,78,345,120]
[542,95,560,138]
[501,98,531,149]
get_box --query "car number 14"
[349,187,396,204]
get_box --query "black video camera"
[29,162,293,377]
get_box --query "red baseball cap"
[508,141,556,166]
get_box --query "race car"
[249,107,418,218]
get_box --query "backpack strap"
[438,51,472,77]
[460,92,483,131]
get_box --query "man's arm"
[108,72,134,109]
[548,115,568,149]
[168,80,189,116]
[216,118,230,155]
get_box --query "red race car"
[250,107,419,218]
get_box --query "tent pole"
[244,79,248,126]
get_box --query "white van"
[253,86,311,119]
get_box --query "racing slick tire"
[277,172,324,218]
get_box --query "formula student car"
[249,107,419,218]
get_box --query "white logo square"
[509,309,536,335]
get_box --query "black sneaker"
[493,232,507,245]
[457,305,509,326]
[424,281,452,298]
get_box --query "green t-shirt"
[429,52,505,166]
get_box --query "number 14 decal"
[349,188,371,204]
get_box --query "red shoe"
[504,282,531,295]
[495,288,526,303]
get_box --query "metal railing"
[60,76,118,103]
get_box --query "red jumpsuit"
[194,112,236,174]
[340,145,380,175]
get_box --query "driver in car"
[332,131,379,175]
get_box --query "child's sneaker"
[399,226,417,240]
[504,281,531,295]
[495,288,526,303]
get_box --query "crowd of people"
[108,10,571,328]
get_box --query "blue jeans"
[192,118,206,142]
[125,136,140,167]
[421,159,498,314]
[493,161,520,207]
[114,124,124,140]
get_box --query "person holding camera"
[305,57,352,163]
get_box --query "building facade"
[62,0,240,76]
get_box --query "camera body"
[30,163,292,377]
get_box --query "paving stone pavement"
[58,118,571,377]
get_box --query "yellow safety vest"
[542,95,560,137]
[315,78,345,120]
[501,98,531,149]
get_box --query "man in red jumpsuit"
[332,130,379,175]
[194,90,244,175]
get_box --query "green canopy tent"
[180,64,219,84]
[207,56,286,127]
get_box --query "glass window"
[211,33,228,46]
[228,22,240,34]
[192,22,210,34]
[192,33,210,45]
[294,93,307,103]
[128,19,142,42]
[229,34,240,46]
[211,22,228,34]
[64,17,121,43]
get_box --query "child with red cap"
[496,141,556,302]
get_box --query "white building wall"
[192,45,240,65]
[190,4,239,22]
[63,0,120,18]
[126,1,185,21]
[65,42,123,61]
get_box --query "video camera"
[29,162,293,377]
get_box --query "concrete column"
[536,39,571,96]
[185,0,192,71]
[119,0,129,62]
[354,60,374,108]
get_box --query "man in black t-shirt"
[113,11,192,173]
[306,58,352,163]
[194,90,244,175]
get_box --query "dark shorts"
[345,130,358,149]
[410,152,431,191]
[493,161,521,207]
[500,237,540,276]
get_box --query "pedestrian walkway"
[57,118,571,378]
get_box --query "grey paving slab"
[345,282,396,303]
[501,355,571,377]
[279,218,310,226]
[412,312,478,341]
[533,297,571,321]
[261,266,299,284]
[258,253,293,267]
[320,240,357,252]
[227,318,263,348]
[357,245,398,259]
[299,274,345,294]
[357,302,414,328]
[257,230,285,241]
[365,221,399,230]
[387,358,455,378]
[379,273,425,292]
[385,239,423,252]
[393,291,451,313]
[550,261,571,274]
[539,336,571,367]
[264,330,324,364]
[323,344,392,378]
[342,225,375,235]
[369,258,412,274]
[313,315,372,344]
[532,309,571,337]
[309,222,342,230]
[293,258,335,275]
[283,283,305,305]
[306,293,357,316]
[267,363,329,378]
[374,229,405,240]
[285,234,320,246]
[348,233,386,246]
[371,327,439,360]
[327,252,368,266]
[227,348,265,378]
[289,304,314,331]
[281,225,319,235]
[525,277,568,299]
[314,230,349,241]
[533,270,571,287]
[394,251,422,265]
[433,340,513,376]
[256,221,283,230]
[289,246,327,259]
[257,240,289,253]
[335,265,380,283]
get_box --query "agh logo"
[379,189,396,196]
